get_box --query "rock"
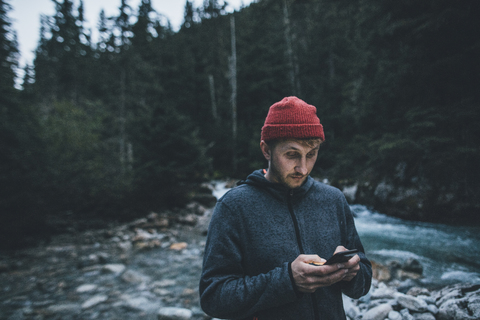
[157,306,193,320]
[372,282,397,299]
[75,284,97,293]
[468,296,480,318]
[121,269,150,284]
[417,295,435,305]
[133,228,158,241]
[135,239,162,250]
[46,303,81,314]
[191,193,217,208]
[177,214,198,226]
[400,308,414,320]
[154,288,172,296]
[77,253,100,268]
[372,260,392,281]
[396,269,423,280]
[146,212,170,228]
[342,184,358,203]
[102,263,126,275]
[153,279,177,287]
[388,310,402,320]
[426,304,438,315]
[170,242,188,251]
[186,202,208,216]
[437,296,480,320]
[343,294,360,319]
[0,262,9,273]
[406,287,430,297]
[434,283,480,320]
[362,303,393,320]
[412,313,435,320]
[121,295,159,312]
[118,241,133,251]
[402,258,423,275]
[394,292,428,312]
[81,294,108,309]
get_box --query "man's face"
[262,139,321,189]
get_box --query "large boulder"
[433,283,480,320]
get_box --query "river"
[352,204,480,287]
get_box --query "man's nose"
[295,158,308,175]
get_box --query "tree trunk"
[283,0,301,96]
[230,15,238,174]
[208,74,218,122]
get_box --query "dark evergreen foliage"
[1,0,479,248]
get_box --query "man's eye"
[286,152,298,158]
[307,152,316,158]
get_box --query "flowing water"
[351,204,480,287]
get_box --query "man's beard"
[269,155,307,189]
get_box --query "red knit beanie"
[261,96,325,142]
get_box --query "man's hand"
[333,246,360,282]
[291,247,360,293]
[291,254,348,293]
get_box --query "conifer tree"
[0,0,49,248]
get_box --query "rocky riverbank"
[1,199,479,320]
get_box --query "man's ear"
[260,140,271,161]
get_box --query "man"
[200,96,372,320]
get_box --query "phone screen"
[324,249,359,265]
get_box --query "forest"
[1,0,479,249]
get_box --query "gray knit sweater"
[199,170,372,320]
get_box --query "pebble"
[362,303,392,320]
[81,294,108,309]
[102,263,126,275]
[394,292,429,312]
[121,269,150,284]
[76,284,98,293]
[157,306,193,320]
[47,303,81,313]
[388,310,401,320]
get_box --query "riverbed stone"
[343,294,360,319]
[388,310,401,320]
[426,304,438,315]
[402,258,423,275]
[407,287,430,297]
[394,292,428,312]
[75,284,97,293]
[433,283,480,320]
[81,294,108,309]
[468,296,480,318]
[121,269,150,284]
[157,306,193,320]
[153,279,177,287]
[400,308,414,320]
[121,295,160,312]
[362,303,393,320]
[417,295,435,305]
[372,282,397,299]
[412,313,435,320]
[46,303,81,314]
[102,263,126,275]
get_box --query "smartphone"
[324,249,359,265]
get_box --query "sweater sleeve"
[339,197,372,299]
[199,200,298,319]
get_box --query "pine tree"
[0,0,49,248]
[0,0,17,103]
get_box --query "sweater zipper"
[287,190,320,320]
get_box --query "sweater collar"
[238,169,313,200]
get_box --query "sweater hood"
[237,169,315,202]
